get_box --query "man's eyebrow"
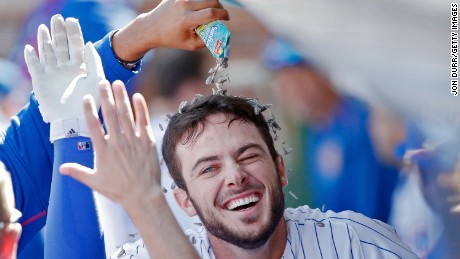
[234,143,265,157]
[192,155,220,172]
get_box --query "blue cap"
[261,38,306,71]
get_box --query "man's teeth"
[227,195,259,211]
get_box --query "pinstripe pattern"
[113,206,419,259]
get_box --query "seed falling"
[288,191,299,200]
[161,115,170,123]
[282,146,293,155]
[206,76,214,85]
[128,233,138,238]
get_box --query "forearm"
[111,13,154,62]
[45,137,105,258]
[124,190,199,259]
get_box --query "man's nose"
[224,162,248,187]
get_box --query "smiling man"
[60,80,419,258]
[162,97,288,257]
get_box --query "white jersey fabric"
[112,205,418,259]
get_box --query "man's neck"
[209,218,287,259]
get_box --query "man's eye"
[202,167,216,174]
[239,155,258,163]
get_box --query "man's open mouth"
[226,194,260,211]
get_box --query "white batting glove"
[24,14,105,142]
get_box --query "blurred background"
[0,0,457,258]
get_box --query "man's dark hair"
[162,94,278,192]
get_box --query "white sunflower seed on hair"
[178,101,187,114]
[215,88,227,96]
[259,104,272,113]
[247,98,259,107]
[191,94,203,104]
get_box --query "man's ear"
[174,188,197,217]
[277,155,288,187]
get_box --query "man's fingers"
[60,163,98,190]
[24,45,42,77]
[83,94,105,149]
[184,0,221,11]
[65,17,85,65]
[51,14,70,65]
[78,43,104,109]
[185,8,230,28]
[37,24,56,66]
[99,81,122,138]
[84,43,105,81]
[132,93,153,141]
[112,81,135,138]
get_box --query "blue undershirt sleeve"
[45,137,105,258]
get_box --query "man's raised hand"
[60,80,162,213]
[24,14,105,142]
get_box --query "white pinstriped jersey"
[112,205,419,259]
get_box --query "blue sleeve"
[94,31,141,86]
[0,93,52,253]
[1,31,140,253]
[45,137,105,258]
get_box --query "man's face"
[174,113,287,249]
